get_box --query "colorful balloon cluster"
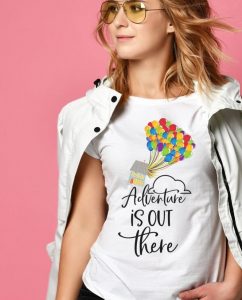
[144,118,196,177]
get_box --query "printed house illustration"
[129,160,149,187]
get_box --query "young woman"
[48,0,242,299]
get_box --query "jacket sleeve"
[210,107,242,269]
[45,105,66,262]
[57,105,66,167]
[45,103,71,300]
[84,138,101,159]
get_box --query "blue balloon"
[171,149,176,155]
[147,141,153,151]
[164,153,173,162]
[171,137,177,145]
[150,128,157,135]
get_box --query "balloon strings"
[148,149,163,167]
[149,148,158,165]
[147,150,179,178]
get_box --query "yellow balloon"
[157,127,163,134]
[186,144,193,151]
[152,120,159,127]
[177,133,183,140]
[168,132,174,139]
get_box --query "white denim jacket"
[46,75,242,300]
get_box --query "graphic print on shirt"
[128,117,196,185]
[118,117,196,257]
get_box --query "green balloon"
[184,151,191,158]
[162,146,170,156]
[151,140,157,149]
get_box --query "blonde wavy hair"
[93,0,241,107]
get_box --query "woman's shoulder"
[220,75,241,98]
[58,75,110,119]
[196,75,241,116]
[214,75,241,108]
[56,95,88,130]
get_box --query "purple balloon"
[157,142,164,152]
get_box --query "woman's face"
[106,0,174,60]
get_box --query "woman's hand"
[178,281,242,300]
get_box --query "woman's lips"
[117,36,134,41]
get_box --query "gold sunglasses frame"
[100,0,165,24]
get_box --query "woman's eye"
[108,5,118,13]
[130,5,143,12]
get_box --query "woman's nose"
[112,6,129,26]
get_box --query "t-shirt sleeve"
[84,139,101,160]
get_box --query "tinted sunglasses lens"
[100,2,118,24]
[100,1,146,24]
[125,2,146,23]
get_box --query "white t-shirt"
[82,93,227,300]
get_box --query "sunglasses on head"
[100,0,165,24]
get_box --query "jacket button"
[111,96,117,102]
[93,79,101,88]
[94,127,100,132]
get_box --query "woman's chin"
[116,51,141,60]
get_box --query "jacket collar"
[85,76,122,124]
[86,75,242,121]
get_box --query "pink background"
[0,0,241,299]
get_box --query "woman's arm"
[179,239,242,300]
[223,239,242,299]
[55,152,107,300]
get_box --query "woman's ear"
[167,22,175,33]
